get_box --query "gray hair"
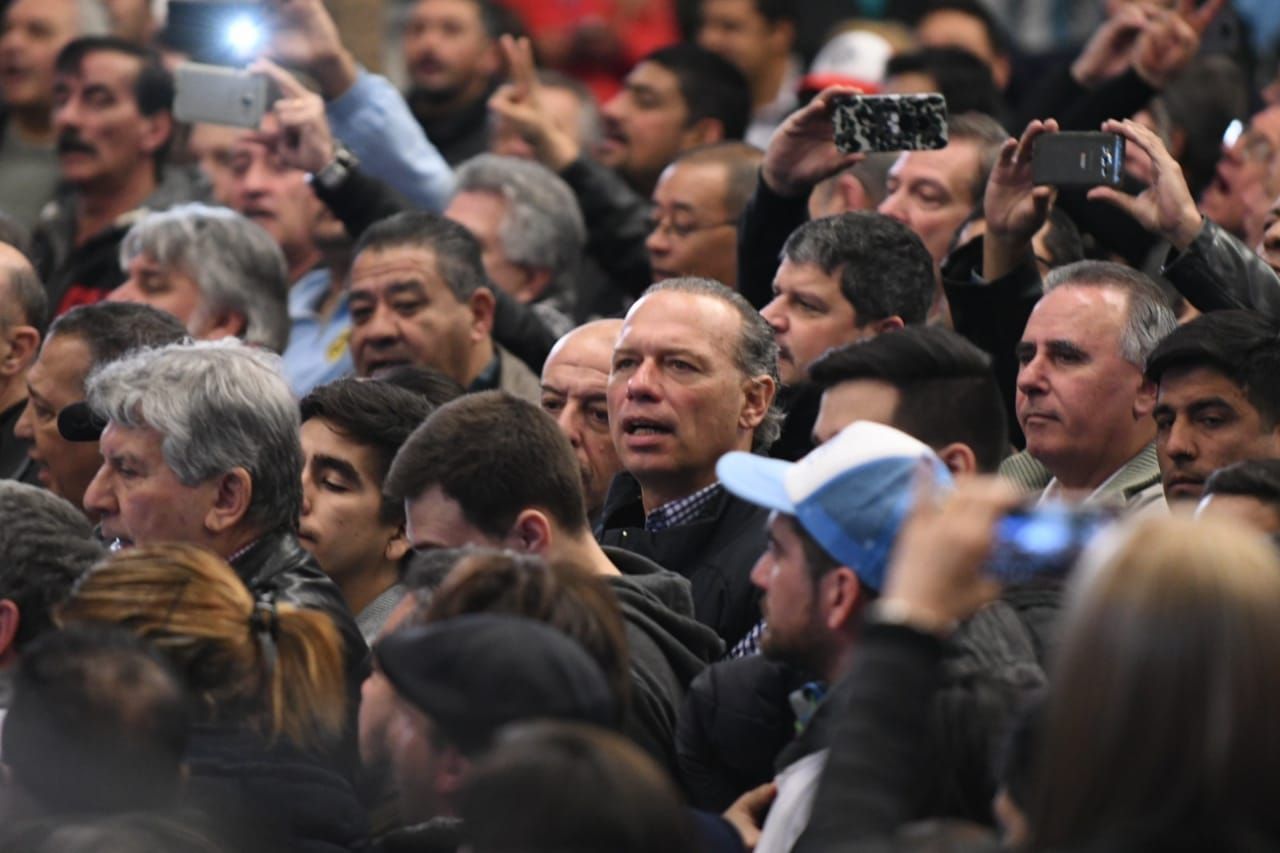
[119,203,291,353]
[1043,260,1178,367]
[454,155,586,302]
[86,340,303,535]
[949,111,1009,205]
[0,262,48,336]
[643,277,782,452]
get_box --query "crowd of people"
[0,0,1279,849]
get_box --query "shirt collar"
[644,481,724,532]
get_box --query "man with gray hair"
[1015,260,1178,509]
[106,203,290,353]
[77,340,366,689]
[0,248,47,482]
[445,154,585,337]
[597,276,780,645]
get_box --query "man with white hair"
[445,154,586,337]
[106,203,291,353]
[77,341,365,674]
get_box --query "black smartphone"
[985,504,1117,585]
[1031,131,1125,187]
[831,93,949,154]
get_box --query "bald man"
[539,319,624,523]
[0,246,46,481]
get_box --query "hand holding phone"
[831,93,949,154]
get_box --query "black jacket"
[597,474,767,647]
[184,724,370,853]
[604,546,725,773]
[229,530,369,777]
[1161,218,1280,322]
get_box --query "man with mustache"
[30,36,194,318]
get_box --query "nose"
[555,403,584,449]
[81,463,115,518]
[645,220,671,257]
[1162,416,1197,462]
[878,191,908,225]
[625,358,661,401]
[106,278,143,304]
[12,399,33,440]
[1016,353,1049,398]
[761,295,787,334]
[299,475,314,517]
[749,550,773,591]
[362,301,401,346]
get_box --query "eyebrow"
[1045,340,1089,360]
[312,453,363,485]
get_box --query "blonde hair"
[1032,515,1280,847]
[58,544,346,752]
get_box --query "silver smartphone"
[174,62,274,128]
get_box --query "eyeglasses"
[645,212,738,239]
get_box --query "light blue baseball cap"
[717,421,953,591]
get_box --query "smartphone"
[174,62,274,128]
[1031,131,1125,187]
[832,93,949,154]
[985,504,1117,585]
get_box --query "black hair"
[47,302,187,369]
[300,378,439,524]
[1145,310,1280,428]
[745,0,797,24]
[373,365,467,408]
[916,0,1014,58]
[885,46,1003,118]
[809,326,1009,473]
[0,482,104,651]
[353,211,489,302]
[385,391,590,538]
[782,212,936,326]
[1204,459,1280,506]
[3,624,189,816]
[1038,206,1085,269]
[643,43,752,141]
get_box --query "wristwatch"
[308,143,358,191]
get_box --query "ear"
[139,110,174,158]
[936,441,978,476]
[0,599,20,664]
[681,116,726,149]
[513,266,553,305]
[508,508,553,556]
[820,567,862,631]
[435,742,471,800]
[385,525,410,564]
[468,286,497,342]
[192,308,248,343]
[203,467,253,535]
[868,316,905,335]
[0,325,38,377]
[1133,376,1157,420]
[738,373,777,432]
[835,173,870,213]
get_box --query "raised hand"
[252,59,335,174]
[983,119,1058,280]
[1070,3,1154,89]
[1132,0,1229,89]
[488,35,581,171]
[1088,117,1203,250]
[263,0,357,100]
[761,86,866,198]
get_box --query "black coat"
[596,473,767,648]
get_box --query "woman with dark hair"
[57,544,368,853]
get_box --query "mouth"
[1020,411,1058,427]
[1164,475,1204,499]
[367,358,412,379]
[242,206,275,221]
[619,415,675,450]
[297,529,320,546]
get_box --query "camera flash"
[226,15,263,58]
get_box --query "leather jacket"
[1162,218,1280,322]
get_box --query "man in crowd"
[0,481,104,717]
[0,0,110,228]
[14,301,185,514]
[540,319,625,525]
[1144,310,1280,504]
[106,203,291,353]
[1199,459,1280,536]
[348,211,541,401]
[33,36,191,316]
[696,0,800,147]
[645,141,762,290]
[385,391,723,769]
[77,341,365,682]
[1015,260,1177,508]
[299,378,438,643]
[598,277,779,645]
[445,154,585,337]
[0,252,46,482]
[403,0,506,166]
